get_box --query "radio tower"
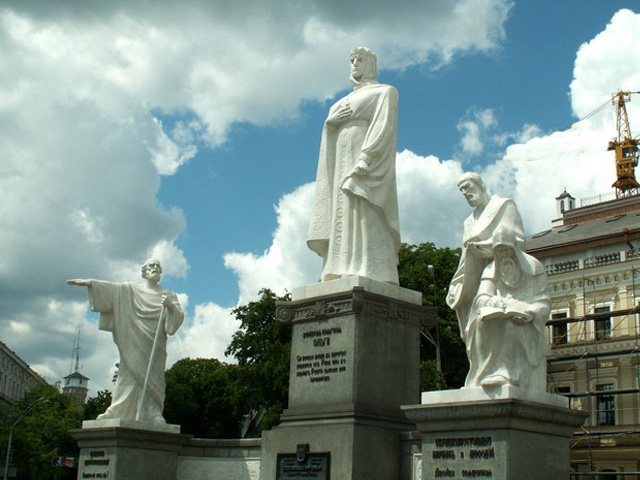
[62,325,90,404]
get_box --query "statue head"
[141,259,162,283]
[457,172,490,208]
[350,46,377,86]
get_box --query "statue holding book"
[464,227,550,390]
[448,173,550,390]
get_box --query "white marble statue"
[68,259,184,423]
[465,227,550,389]
[308,46,400,284]
[447,173,550,390]
[447,173,525,342]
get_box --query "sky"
[2,0,640,396]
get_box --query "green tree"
[420,360,446,391]
[83,390,112,420]
[7,384,82,480]
[164,358,242,438]
[398,242,469,388]
[225,288,292,435]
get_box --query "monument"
[307,45,400,285]
[259,47,434,480]
[403,174,586,480]
[68,259,185,480]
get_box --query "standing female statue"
[308,46,400,284]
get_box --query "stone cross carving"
[308,46,400,284]
[68,259,184,423]
[447,173,550,390]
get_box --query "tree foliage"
[6,384,82,480]
[420,360,446,391]
[164,358,243,438]
[225,288,292,434]
[83,390,112,421]
[398,242,469,388]
[164,289,293,438]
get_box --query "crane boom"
[609,91,640,198]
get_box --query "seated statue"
[465,227,550,390]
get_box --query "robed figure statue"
[447,173,550,391]
[68,259,184,423]
[308,46,400,284]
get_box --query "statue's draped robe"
[446,196,524,341]
[465,251,550,389]
[308,83,400,284]
[88,281,183,422]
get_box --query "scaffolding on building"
[546,265,640,478]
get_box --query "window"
[596,384,615,426]
[594,306,612,340]
[551,312,568,345]
[599,469,618,480]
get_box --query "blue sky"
[1,0,639,394]
[159,1,639,307]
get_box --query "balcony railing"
[545,250,633,276]
[580,191,616,207]
[584,252,621,268]
[545,260,580,275]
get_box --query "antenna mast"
[70,325,81,374]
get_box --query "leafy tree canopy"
[164,358,242,438]
[5,384,82,480]
[398,242,468,389]
[225,288,292,434]
[164,289,293,438]
[83,390,112,421]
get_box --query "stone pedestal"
[259,277,434,480]
[403,387,588,480]
[72,420,183,480]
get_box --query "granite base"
[72,423,183,480]
[403,388,587,480]
[259,278,433,480]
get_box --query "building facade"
[0,341,45,406]
[527,193,640,479]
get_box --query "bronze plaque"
[276,447,330,479]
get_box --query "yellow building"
[527,191,640,479]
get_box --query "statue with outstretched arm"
[68,259,183,423]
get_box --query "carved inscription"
[295,327,347,384]
[429,437,495,478]
[80,450,113,479]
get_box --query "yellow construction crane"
[608,91,640,198]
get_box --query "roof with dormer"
[526,193,640,257]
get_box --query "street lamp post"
[3,398,48,480]
[420,265,442,375]
[427,265,442,373]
